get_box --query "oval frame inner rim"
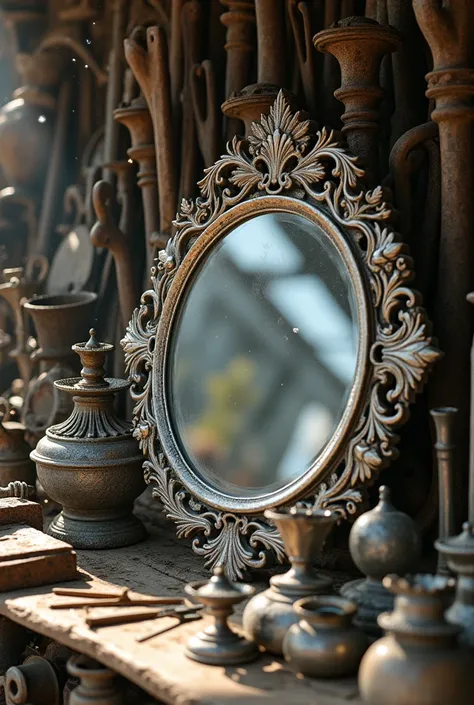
[153,195,372,514]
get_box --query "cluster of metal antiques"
[1,0,474,703]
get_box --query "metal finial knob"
[85,329,100,349]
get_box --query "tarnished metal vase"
[359,574,474,705]
[0,92,54,192]
[341,486,422,636]
[31,330,146,549]
[283,596,369,678]
[0,397,35,486]
[243,507,336,655]
[23,292,97,366]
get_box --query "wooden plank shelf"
[0,499,362,705]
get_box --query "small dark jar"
[283,596,369,678]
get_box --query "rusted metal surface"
[124,25,177,241]
[90,181,137,327]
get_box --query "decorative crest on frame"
[122,92,440,579]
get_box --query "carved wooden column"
[220,1,255,97]
[222,0,294,137]
[314,17,401,186]
[414,0,474,521]
[114,94,160,267]
[220,0,256,137]
[254,0,285,86]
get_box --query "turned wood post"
[414,0,474,522]
[114,95,160,267]
[254,0,286,86]
[314,17,401,186]
[220,0,255,99]
[222,0,295,137]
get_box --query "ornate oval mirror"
[169,210,360,502]
[123,93,439,578]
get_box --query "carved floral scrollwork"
[121,92,440,579]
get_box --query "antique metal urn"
[31,329,146,549]
[359,574,474,705]
[243,507,336,655]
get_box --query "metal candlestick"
[434,291,474,647]
[185,566,258,666]
[430,407,457,573]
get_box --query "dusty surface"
[0,494,362,704]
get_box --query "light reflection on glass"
[169,213,358,497]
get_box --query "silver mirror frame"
[122,92,440,579]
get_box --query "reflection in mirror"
[169,213,358,497]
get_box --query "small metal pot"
[24,292,97,365]
[283,596,369,678]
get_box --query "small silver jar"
[283,596,369,678]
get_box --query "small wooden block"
[0,524,77,591]
[0,498,43,531]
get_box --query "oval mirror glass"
[168,212,359,498]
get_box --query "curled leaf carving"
[121,92,439,579]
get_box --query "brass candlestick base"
[436,522,474,648]
[185,567,258,666]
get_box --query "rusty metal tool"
[85,604,203,628]
[191,60,219,168]
[50,586,184,609]
[137,610,203,642]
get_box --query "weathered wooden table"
[0,499,362,705]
